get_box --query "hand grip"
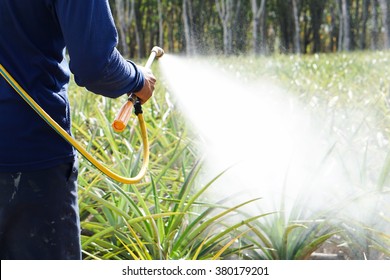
[112,98,135,133]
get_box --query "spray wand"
[112,46,164,133]
[0,46,164,184]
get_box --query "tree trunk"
[291,0,301,54]
[251,0,266,55]
[183,0,196,55]
[167,4,175,53]
[157,0,164,48]
[115,0,130,57]
[216,0,235,55]
[355,0,361,48]
[379,0,390,48]
[337,0,343,51]
[259,1,267,54]
[232,0,245,54]
[134,0,145,58]
[360,0,369,49]
[310,0,325,53]
[371,0,380,50]
[276,0,291,53]
[341,0,351,51]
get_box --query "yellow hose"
[0,64,149,184]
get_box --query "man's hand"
[134,65,156,104]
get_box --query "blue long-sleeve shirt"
[0,0,144,172]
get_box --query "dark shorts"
[0,160,81,260]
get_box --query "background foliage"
[110,0,390,57]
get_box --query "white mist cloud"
[159,55,389,225]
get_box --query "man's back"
[0,0,144,171]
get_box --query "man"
[0,0,156,259]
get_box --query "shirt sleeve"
[54,0,144,98]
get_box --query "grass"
[69,51,390,260]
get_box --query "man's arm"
[54,0,144,98]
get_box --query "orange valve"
[112,95,135,133]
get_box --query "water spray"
[0,46,164,184]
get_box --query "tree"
[360,0,370,49]
[372,0,380,49]
[113,0,133,57]
[339,0,352,51]
[216,0,242,55]
[251,0,267,55]
[275,0,293,53]
[291,0,301,53]
[182,0,196,55]
[157,0,164,48]
[134,0,145,58]
[309,0,326,52]
[379,0,390,48]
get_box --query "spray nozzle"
[151,46,165,58]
